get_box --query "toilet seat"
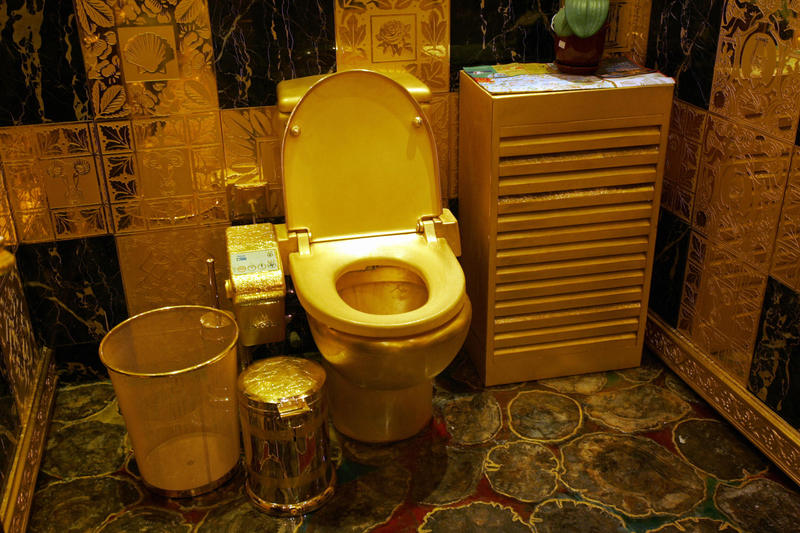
[281,70,442,242]
[289,232,466,338]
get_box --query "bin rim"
[99,305,239,378]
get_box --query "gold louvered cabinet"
[458,71,674,386]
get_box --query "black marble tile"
[649,209,692,327]
[645,0,724,110]
[748,276,800,430]
[450,0,560,89]
[0,0,89,127]
[16,236,128,350]
[209,0,336,109]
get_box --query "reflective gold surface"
[678,231,765,385]
[662,100,707,223]
[458,72,673,385]
[73,0,218,119]
[311,296,471,442]
[238,357,335,515]
[770,146,800,290]
[334,0,450,93]
[710,0,800,142]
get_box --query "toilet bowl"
[279,70,472,443]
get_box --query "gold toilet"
[277,70,472,443]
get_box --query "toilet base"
[324,363,432,443]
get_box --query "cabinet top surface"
[461,59,674,97]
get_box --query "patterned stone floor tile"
[646,517,744,533]
[40,420,127,478]
[28,476,142,533]
[538,373,607,395]
[96,507,192,533]
[530,499,627,533]
[484,441,559,503]
[715,478,800,533]
[419,502,532,533]
[195,496,303,533]
[673,419,768,481]
[52,382,115,422]
[560,433,706,517]
[439,391,502,445]
[410,447,485,506]
[585,383,691,432]
[508,391,582,442]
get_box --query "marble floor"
[28,349,800,533]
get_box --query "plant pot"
[554,24,608,75]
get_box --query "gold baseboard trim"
[1,349,57,533]
[645,312,800,487]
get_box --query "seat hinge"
[296,229,311,255]
[417,216,438,244]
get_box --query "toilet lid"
[282,70,441,242]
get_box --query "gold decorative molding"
[645,312,800,488]
[1,350,57,533]
[335,0,450,93]
[73,0,218,119]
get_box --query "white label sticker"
[230,249,280,275]
[558,40,566,49]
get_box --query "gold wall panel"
[0,265,39,418]
[662,100,707,222]
[710,0,800,141]
[645,314,800,488]
[335,0,450,93]
[116,224,231,316]
[220,107,285,218]
[770,146,800,290]
[678,231,766,385]
[73,0,218,119]
[692,114,790,269]
[96,113,228,233]
[0,123,109,243]
[0,165,16,247]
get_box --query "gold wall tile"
[692,114,790,270]
[220,107,285,219]
[770,147,800,290]
[662,101,707,222]
[116,224,231,315]
[335,0,450,93]
[98,114,227,233]
[73,0,218,119]
[678,231,765,385]
[0,123,109,242]
[710,0,800,141]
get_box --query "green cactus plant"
[552,0,610,39]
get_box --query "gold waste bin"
[99,306,241,497]
[238,357,335,515]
